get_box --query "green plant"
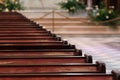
[0,0,24,12]
[58,0,86,13]
[90,2,119,29]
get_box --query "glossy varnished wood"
[0,62,105,73]
[0,56,91,64]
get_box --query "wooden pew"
[0,36,58,40]
[0,41,64,43]
[0,44,75,50]
[0,12,26,16]
[0,32,59,38]
[0,28,48,32]
[0,71,119,80]
[0,31,54,36]
[0,62,106,73]
[0,24,35,27]
[0,49,82,56]
[0,29,47,33]
[0,21,32,23]
[0,34,54,37]
[0,55,92,64]
[0,34,53,36]
[0,21,33,23]
[0,36,61,41]
[0,12,119,80]
[0,26,39,28]
[0,28,45,31]
[0,19,30,22]
[0,37,59,41]
[0,32,50,36]
[0,31,50,33]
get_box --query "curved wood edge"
[84,54,93,63]
[0,62,96,67]
[112,70,120,80]
[0,72,111,77]
[96,61,106,73]
[74,49,82,56]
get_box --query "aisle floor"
[62,35,120,73]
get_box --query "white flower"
[111,6,115,9]
[96,13,100,16]
[106,16,109,19]
[108,10,112,14]
[64,0,68,3]
[70,7,76,10]
[96,7,99,10]
[12,10,15,12]
[5,4,8,7]
[95,5,99,10]
[95,5,98,8]
[76,0,79,2]
[5,8,9,12]
[109,6,115,9]
[15,1,18,4]
[66,9,69,12]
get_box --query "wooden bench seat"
[0,21,35,23]
[0,16,28,18]
[0,31,52,35]
[0,35,58,38]
[0,28,43,31]
[0,31,53,35]
[0,71,119,80]
[0,40,64,43]
[0,36,55,38]
[0,42,66,46]
[0,44,75,50]
[0,13,20,15]
[0,41,68,45]
[0,29,47,31]
[0,37,59,41]
[0,21,33,25]
[0,62,106,73]
[0,21,32,23]
[0,23,39,26]
[0,16,29,18]
[0,49,82,56]
[0,51,76,56]
[0,12,119,80]
[0,33,52,35]
[0,13,24,15]
[0,26,42,28]
[0,26,40,28]
[0,31,50,33]
[0,33,50,36]
[0,55,92,64]
[0,19,30,22]
[0,15,23,17]
[0,27,46,31]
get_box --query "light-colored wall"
[20,0,64,10]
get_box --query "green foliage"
[0,0,24,12]
[58,0,86,13]
[90,2,119,29]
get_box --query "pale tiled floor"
[62,35,120,74]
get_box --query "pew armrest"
[84,54,93,63]
[112,70,120,80]
[96,61,106,73]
